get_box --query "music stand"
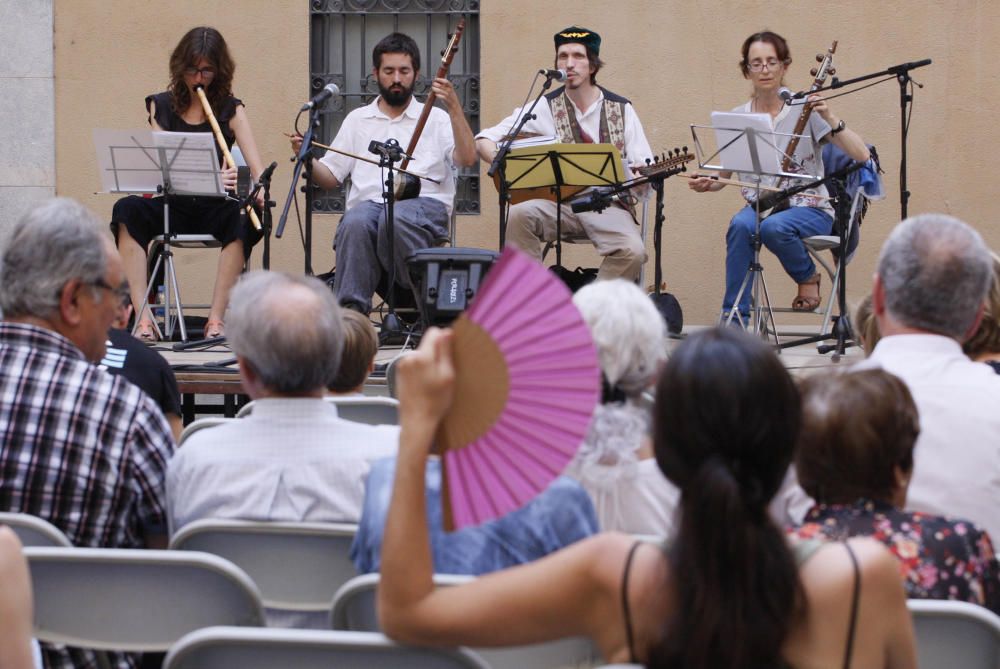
[690,116,819,343]
[501,142,623,269]
[93,128,224,343]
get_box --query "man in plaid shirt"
[0,198,174,668]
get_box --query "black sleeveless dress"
[109,91,260,258]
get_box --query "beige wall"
[56,1,1000,325]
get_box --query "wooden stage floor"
[155,323,863,424]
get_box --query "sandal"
[792,273,822,312]
[135,319,159,344]
[205,319,225,339]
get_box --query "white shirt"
[477,88,653,183]
[573,458,678,537]
[319,96,457,214]
[856,334,1000,539]
[166,398,399,534]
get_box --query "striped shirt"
[0,322,174,668]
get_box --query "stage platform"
[154,325,863,425]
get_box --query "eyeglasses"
[90,278,131,303]
[183,66,216,79]
[748,58,783,73]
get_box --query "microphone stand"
[253,161,278,271]
[370,139,409,345]
[789,58,931,220]
[488,73,560,248]
[277,105,323,275]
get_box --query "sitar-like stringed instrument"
[394,19,465,200]
[746,40,838,213]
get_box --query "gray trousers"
[333,198,449,313]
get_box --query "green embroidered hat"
[554,26,601,56]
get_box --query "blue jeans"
[723,206,833,318]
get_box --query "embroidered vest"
[545,86,629,155]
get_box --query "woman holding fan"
[378,326,916,667]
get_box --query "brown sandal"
[792,273,822,312]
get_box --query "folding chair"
[0,511,72,547]
[177,416,234,446]
[236,396,399,425]
[769,144,883,354]
[143,145,252,341]
[330,573,601,669]
[24,547,264,665]
[169,519,359,625]
[164,627,489,669]
[907,599,1000,669]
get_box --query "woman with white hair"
[565,279,678,536]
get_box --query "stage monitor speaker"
[407,247,499,328]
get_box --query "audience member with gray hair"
[564,279,678,536]
[858,213,1000,539]
[166,270,399,626]
[0,198,174,668]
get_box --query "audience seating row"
[7,510,1000,668]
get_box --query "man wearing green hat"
[477,26,653,281]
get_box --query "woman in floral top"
[790,368,1000,614]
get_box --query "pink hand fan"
[433,247,601,530]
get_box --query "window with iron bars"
[308,0,480,215]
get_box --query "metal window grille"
[308,0,480,214]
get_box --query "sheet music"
[151,131,224,196]
[709,111,783,177]
[93,128,161,194]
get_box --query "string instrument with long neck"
[748,41,837,212]
[393,19,465,200]
[781,41,837,173]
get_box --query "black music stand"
[691,118,818,345]
[501,142,623,270]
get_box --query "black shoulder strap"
[545,86,566,102]
[621,540,643,663]
[842,541,861,669]
[598,86,631,105]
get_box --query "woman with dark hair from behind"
[963,251,1000,373]
[378,326,916,667]
[791,368,1000,613]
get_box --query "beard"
[379,81,413,107]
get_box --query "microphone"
[778,87,795,105]
[300,83,340,112]
[571,189,619,214]
[258,161,278,184]
[539,68,567,82]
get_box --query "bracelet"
[829,119,847,136]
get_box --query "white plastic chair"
[177,416,234,446]
[169,519,359,614]
[24,547,265,653]
[164,626,489,669]
[330,573,601,669]
[908,599,1000,669]
[0,511,72,547]
[236,395,399,425]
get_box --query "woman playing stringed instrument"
[689,31,870,321]
[111,27,267,341]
